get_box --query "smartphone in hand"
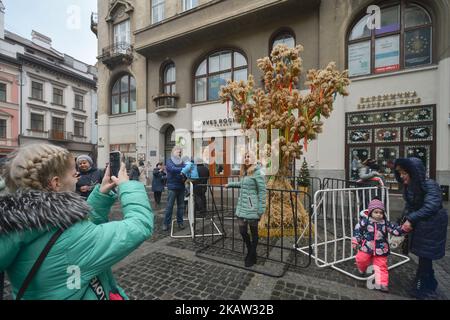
[109,151,122,178]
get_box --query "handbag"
[0,229,64,300]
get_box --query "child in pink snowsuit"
[352,199,409,292]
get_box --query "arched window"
[163,63,176,94]
[270,29,296,52]
[194,50,248,103]
[347,2,432,77]
[111,74,136,115]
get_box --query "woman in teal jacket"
[226,152,266,267]
[0,143,153,300]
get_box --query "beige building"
[95,0,450,190]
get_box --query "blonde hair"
[240,151,257,176]
[3,143,74,192]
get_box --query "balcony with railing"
[153,93,179,117]
[49,130,71,141]
[98,42,134,70]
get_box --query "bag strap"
[16,229,65,300]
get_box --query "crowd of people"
[0,143,447,300]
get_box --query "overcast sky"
[3,0,98,65]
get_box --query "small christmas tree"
[297,158,310,188]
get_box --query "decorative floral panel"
[405,145,431,178]
[375,146,399,183]
[348,129,372,144]
[347,106,433,127]
[375,127,401,143]
[403,125,433,142]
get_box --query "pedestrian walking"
[394,157,448,299]
[0,143,153,300]
[226,151,266,267]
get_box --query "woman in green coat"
[226,152,266,267]
[0,143,153,300]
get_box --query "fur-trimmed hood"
[0,190,91,235]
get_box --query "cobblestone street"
[2,191,448,301]
[109,191,450,301]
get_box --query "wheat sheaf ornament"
[220,44,350,237]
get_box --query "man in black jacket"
[194,157,210,216]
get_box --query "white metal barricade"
[296,186,410,281]
[171,182,223,239]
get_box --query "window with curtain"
[111,74,137,115]
[152,0,165,24]
[347,2,432,77]
[183,0,198,12]
[113,20,130,54]
[194,50,248,102]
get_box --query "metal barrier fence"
[190,178,316,278]
[169,176,411,280]
[296,185,410,281]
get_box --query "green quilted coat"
[227,168,267,220]
[0,181,153,300]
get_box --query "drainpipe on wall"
[19,65,23,144]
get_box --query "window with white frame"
[113,19,131,53]
[0,119,6,139]
[30,113,44,131]
[53,87,64,105]
[75,94,84,110]
[52,117,65,132]
[0,83,6,102]
[31,81,43,100]
[111,74,137,115]
[183,0,198,12]
[163,63,176,94]
[194,50,248,102]
[152,0,165,24]
[74,121,84,137]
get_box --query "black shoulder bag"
[0,229,64,300]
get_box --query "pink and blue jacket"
[352,216,407,257]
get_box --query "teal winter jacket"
[227,168,267,220]
[0,181,153,300]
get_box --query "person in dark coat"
[163,146,186,231]
[152,162,166,207]
[193,157,210,216]
[76,155,103,199]
[394,157,448,299]
[128,162,140,181]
